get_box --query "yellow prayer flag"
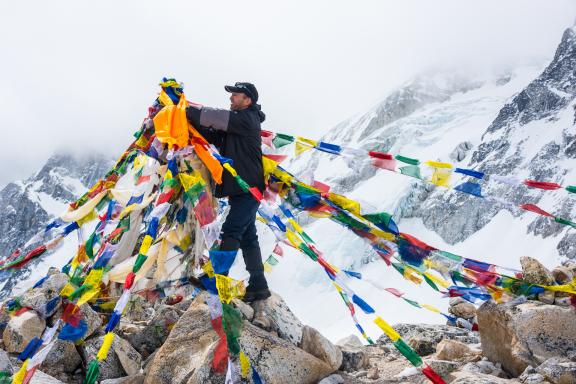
[374,316,400,342]
[263,263,273,273]
[12,359,28,384]
[286,229,302,248]
[272,168,293,185]
[288,218,303,234]
[60,283,75,298]
[240,351,250,379]
[77,287,100,307]
[423,272,451,289]
[262,157,278,177]
[329,193,361,216]
[403,268,423,285]
[295,141,315,157]
[133,154,147,171]
[421,304,442,314]
[202,261,215,278]
[139,235,154,255]
[223,163,238,178]
[425,160,453,169]
[84,268,104,288]
[97,332,115,361]
[179,171,204,192]
[77,209,98,227]
[215,274,245,304]
[158,89,175,106]
[430,168,452,187]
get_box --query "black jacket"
[186,104,266,198]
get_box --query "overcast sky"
[0,0,574,188]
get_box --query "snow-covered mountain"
[0,153,113,298]
[261,27,576,341]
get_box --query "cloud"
[0,0,574,186]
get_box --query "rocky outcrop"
[300,325,343,371]
[477,300,576,377]
[3,310,45,353]
[145,292,334,384]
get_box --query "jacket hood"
[251,103,266,123]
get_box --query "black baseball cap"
[224,82,259,103]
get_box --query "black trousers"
[220,193,268,291]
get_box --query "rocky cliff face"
[292,27,576,261]
[0,153,113,298]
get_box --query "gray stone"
[0,349,12,373]
[449,302,477,320]
[537,357,576,384]
[407,336,436,356]
[519,366,551,384]
[336,334,363,349]
[80,303,103,339]
[40,339,82,376]
[300,325,342,371]
[3,310,45,353]
[100,374,145,384]
[83,334,142,381]
[477,300,576,377]
[318,374,344,384]
[436,339,473,361]
[538,290,556,305]
[127,304,181,358]
[339,347,369,372]
[29,370,66,384]
[520,256,555,285]
[248,293,304,345]
[552,266,573,284]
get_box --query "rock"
[536,357,576,384]
[538,290,556,305]
[300,326,342,371]
[425,359,461,377]
[20,272,69,318]
[248,293,304,345]
[520,256,554,285]
[339,347,369,372]
[366,366,379,380]
[3,310,46,353]
[231,298,254,321]
[100,375,145,384]
[318,374,344,384]
[377,323,479,347]
[408,336,436,356]
[449,302,477,320]
[145,292,334,384]
[29,370,66,384]
[127,304,182,358]
[83,334,142,380]
[80,303,102,339]
[0,349,12,373]
[450,370,512,383]
[449,297,468,307]
[436,339,473,361]
[40,339,82,377]
[519,366,551,384]
[552,266,574,284]
[555,296,573,307]
[336,334,363,349]
[477,300,576,377]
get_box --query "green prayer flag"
[69,284,90,301]
[554,217,576,228]
[391,262,405,275]
[222,303,243,355]
[422,274,439,291]
[300,231,315,244]
[393,339,423,367]
[84,360,100,384]
[133,254,147,272]
[234,176,251,193]
[437,250,463,262]
[272,134,295,148]
[566,185,576,194]
[299,243,318,261]
[266,255,279,266]
[363,212,393,228]
[399,165,422,179]
[403,298,421,308]
[395,155,420,165]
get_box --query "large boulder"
[3,310,45,353]
[536,357,576,384]
[477,300,576,377]
[250,293,304,345]
[20,271,69,318]
[83,334,142,380]
[300,325,342,371]
[436,339,474,361]
[520,256,554,285]
[40,339,82,378]
[127,304,182,358]
[145,292,334,384]
[80,303,103,339]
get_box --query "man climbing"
[186,82,271,304]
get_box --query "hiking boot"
[251,298,271,330]
[242,288,271,303]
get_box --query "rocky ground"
[0,256,574,383]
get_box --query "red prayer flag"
[384,287,404,297]
[523,180,562,190]
[368,151,394,160]
[520,203,553,217]
[249,187,263,202]
[157,189,175,205]
[263,154,288,163]
[399,233,437,251]
[273,244,284,256]
[210,317,229,373]
[422,365,447,384]
[312,180,331,194]
[372,158,397,172]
